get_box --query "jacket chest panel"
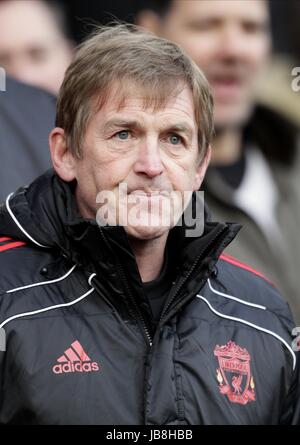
[1,314,149,424]
[172,314,291,424]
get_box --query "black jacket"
[0,170,299,425]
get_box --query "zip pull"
[0,327,6,351]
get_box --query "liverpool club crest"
[214,341,255,405]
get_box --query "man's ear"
[193,145,212,191]
[135,10,162,35]
[49,128,77,182]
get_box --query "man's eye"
[243,22,268,35]
[116,130,130,140]
[187,19,220,32]
[28,47,48,63]
[169,134,182,145]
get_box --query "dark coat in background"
[0,76,55,201]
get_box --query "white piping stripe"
[207,278,266,310]
[0,286,95,329]
[5,193,50,249]
[6,265,77,294]
[196,294,296,371]
[88,273,96,287]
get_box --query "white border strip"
[196,294,296,370]
[208,278,266,310]
[0,283,95,330]
[5,193,50,248]
[6,265,77,294]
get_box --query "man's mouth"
[128,189,170,198]
[209,74,245,102]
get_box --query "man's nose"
[133,140,164,178]
[217,25,249,61]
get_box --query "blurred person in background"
[0,76,55,200]
[256,0,300,126]
[0,0,74,95]
[136,0,300,323]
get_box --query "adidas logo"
[52,340,100,374]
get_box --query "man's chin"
[124,224,170,241]
[214,103,254,129]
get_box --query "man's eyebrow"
[165,123,195,139]
[103,119,142,132]
[102,119,195,138]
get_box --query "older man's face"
[155,0,271,129]
[71,84,209,241]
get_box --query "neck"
[211,128,242,165]
[129,233,168,283]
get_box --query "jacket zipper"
[159,225,229,324]
[118,264,153,346]
[98,226,153,347]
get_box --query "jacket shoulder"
[216,253,294,324]
[0,238,53,295]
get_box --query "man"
[0,0,74,95]
[0,25,298,425]
[0,76,55,201]
[136,0,300,324]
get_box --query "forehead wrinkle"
[97,89,197,134]
[102,112,196,133]
[107,86,194,116]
